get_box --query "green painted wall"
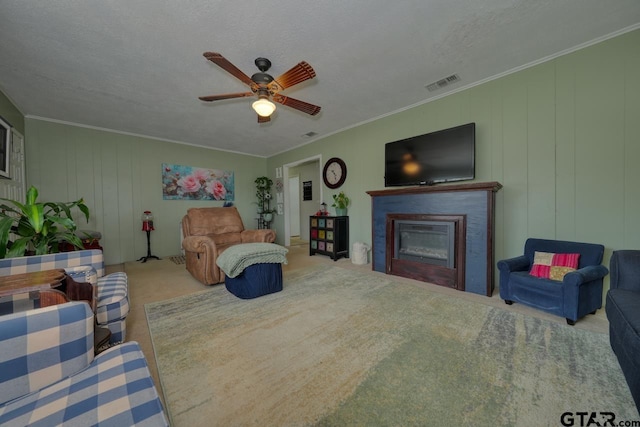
[25,119,266,264]
[268,29,640,293]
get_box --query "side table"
[0,269,66,297]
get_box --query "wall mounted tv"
[384,122,475,187]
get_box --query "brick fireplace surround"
[367,182,502,296]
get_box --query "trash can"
[352,242,371,265]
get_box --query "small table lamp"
[138,211,160,263]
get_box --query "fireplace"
[394,220,455,268]
[386,213,466,290]
[368,182,502,296]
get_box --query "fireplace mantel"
[367,181,502,296]
[367,181,502,197]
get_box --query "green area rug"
[145,266,636,426]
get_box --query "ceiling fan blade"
[203,52,254,87]
[258,114,271,123]
[271,61,316,91]
[273,94,321,116]
[198,92,254,102]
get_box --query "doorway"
[283,155,322,247]
[288,175,300,237]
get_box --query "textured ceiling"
[1,1,639,157]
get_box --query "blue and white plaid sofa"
[0,302,168,426]
[0,250,129,344]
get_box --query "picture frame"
[161,163,234,201]
[0,115,12,179]
[303,180,312,201]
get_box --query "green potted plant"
[331,191,350,216]
[254,176,276,225]
[0,186,90,258]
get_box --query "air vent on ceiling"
[301,131,318,138]
[425,74,460,92]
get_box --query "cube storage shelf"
[309,216,349,261]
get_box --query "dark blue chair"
[606,250,640,412]
[497,238,608,325]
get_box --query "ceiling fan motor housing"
[251,72,274,84]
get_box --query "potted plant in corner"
[254,176,276,226]
[262,192,276,222]
[0,186,90,258]
[331,191,350,216]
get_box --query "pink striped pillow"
[530,251,580,281]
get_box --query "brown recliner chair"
[181,207,276,285]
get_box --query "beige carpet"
[289,236,308,246]
[120,246,618,423]
[144,264,636,426]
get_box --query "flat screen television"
[384,122,475,187]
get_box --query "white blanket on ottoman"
[216,243,288,278]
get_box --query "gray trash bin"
[352,242,371,265]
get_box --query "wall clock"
[323,157,347,189]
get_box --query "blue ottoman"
[225,263,283,299]
[216,243,288,299]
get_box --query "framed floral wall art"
[162,163,234,201]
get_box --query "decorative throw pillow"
[529,251,580,281]
[64,265,98,285]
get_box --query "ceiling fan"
[199,52,321,123]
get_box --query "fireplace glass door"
[394,220,455,268]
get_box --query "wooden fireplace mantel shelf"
[366,181,502,197]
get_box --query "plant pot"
[263,213,273,222]
[335,208,348,216]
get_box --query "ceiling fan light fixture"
[252,97,276,117]
[199,53,319,122]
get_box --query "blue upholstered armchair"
[606,250,640,411]
[497,238,608,325]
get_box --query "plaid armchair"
[0,250,129,344]
[0,302,167,426]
